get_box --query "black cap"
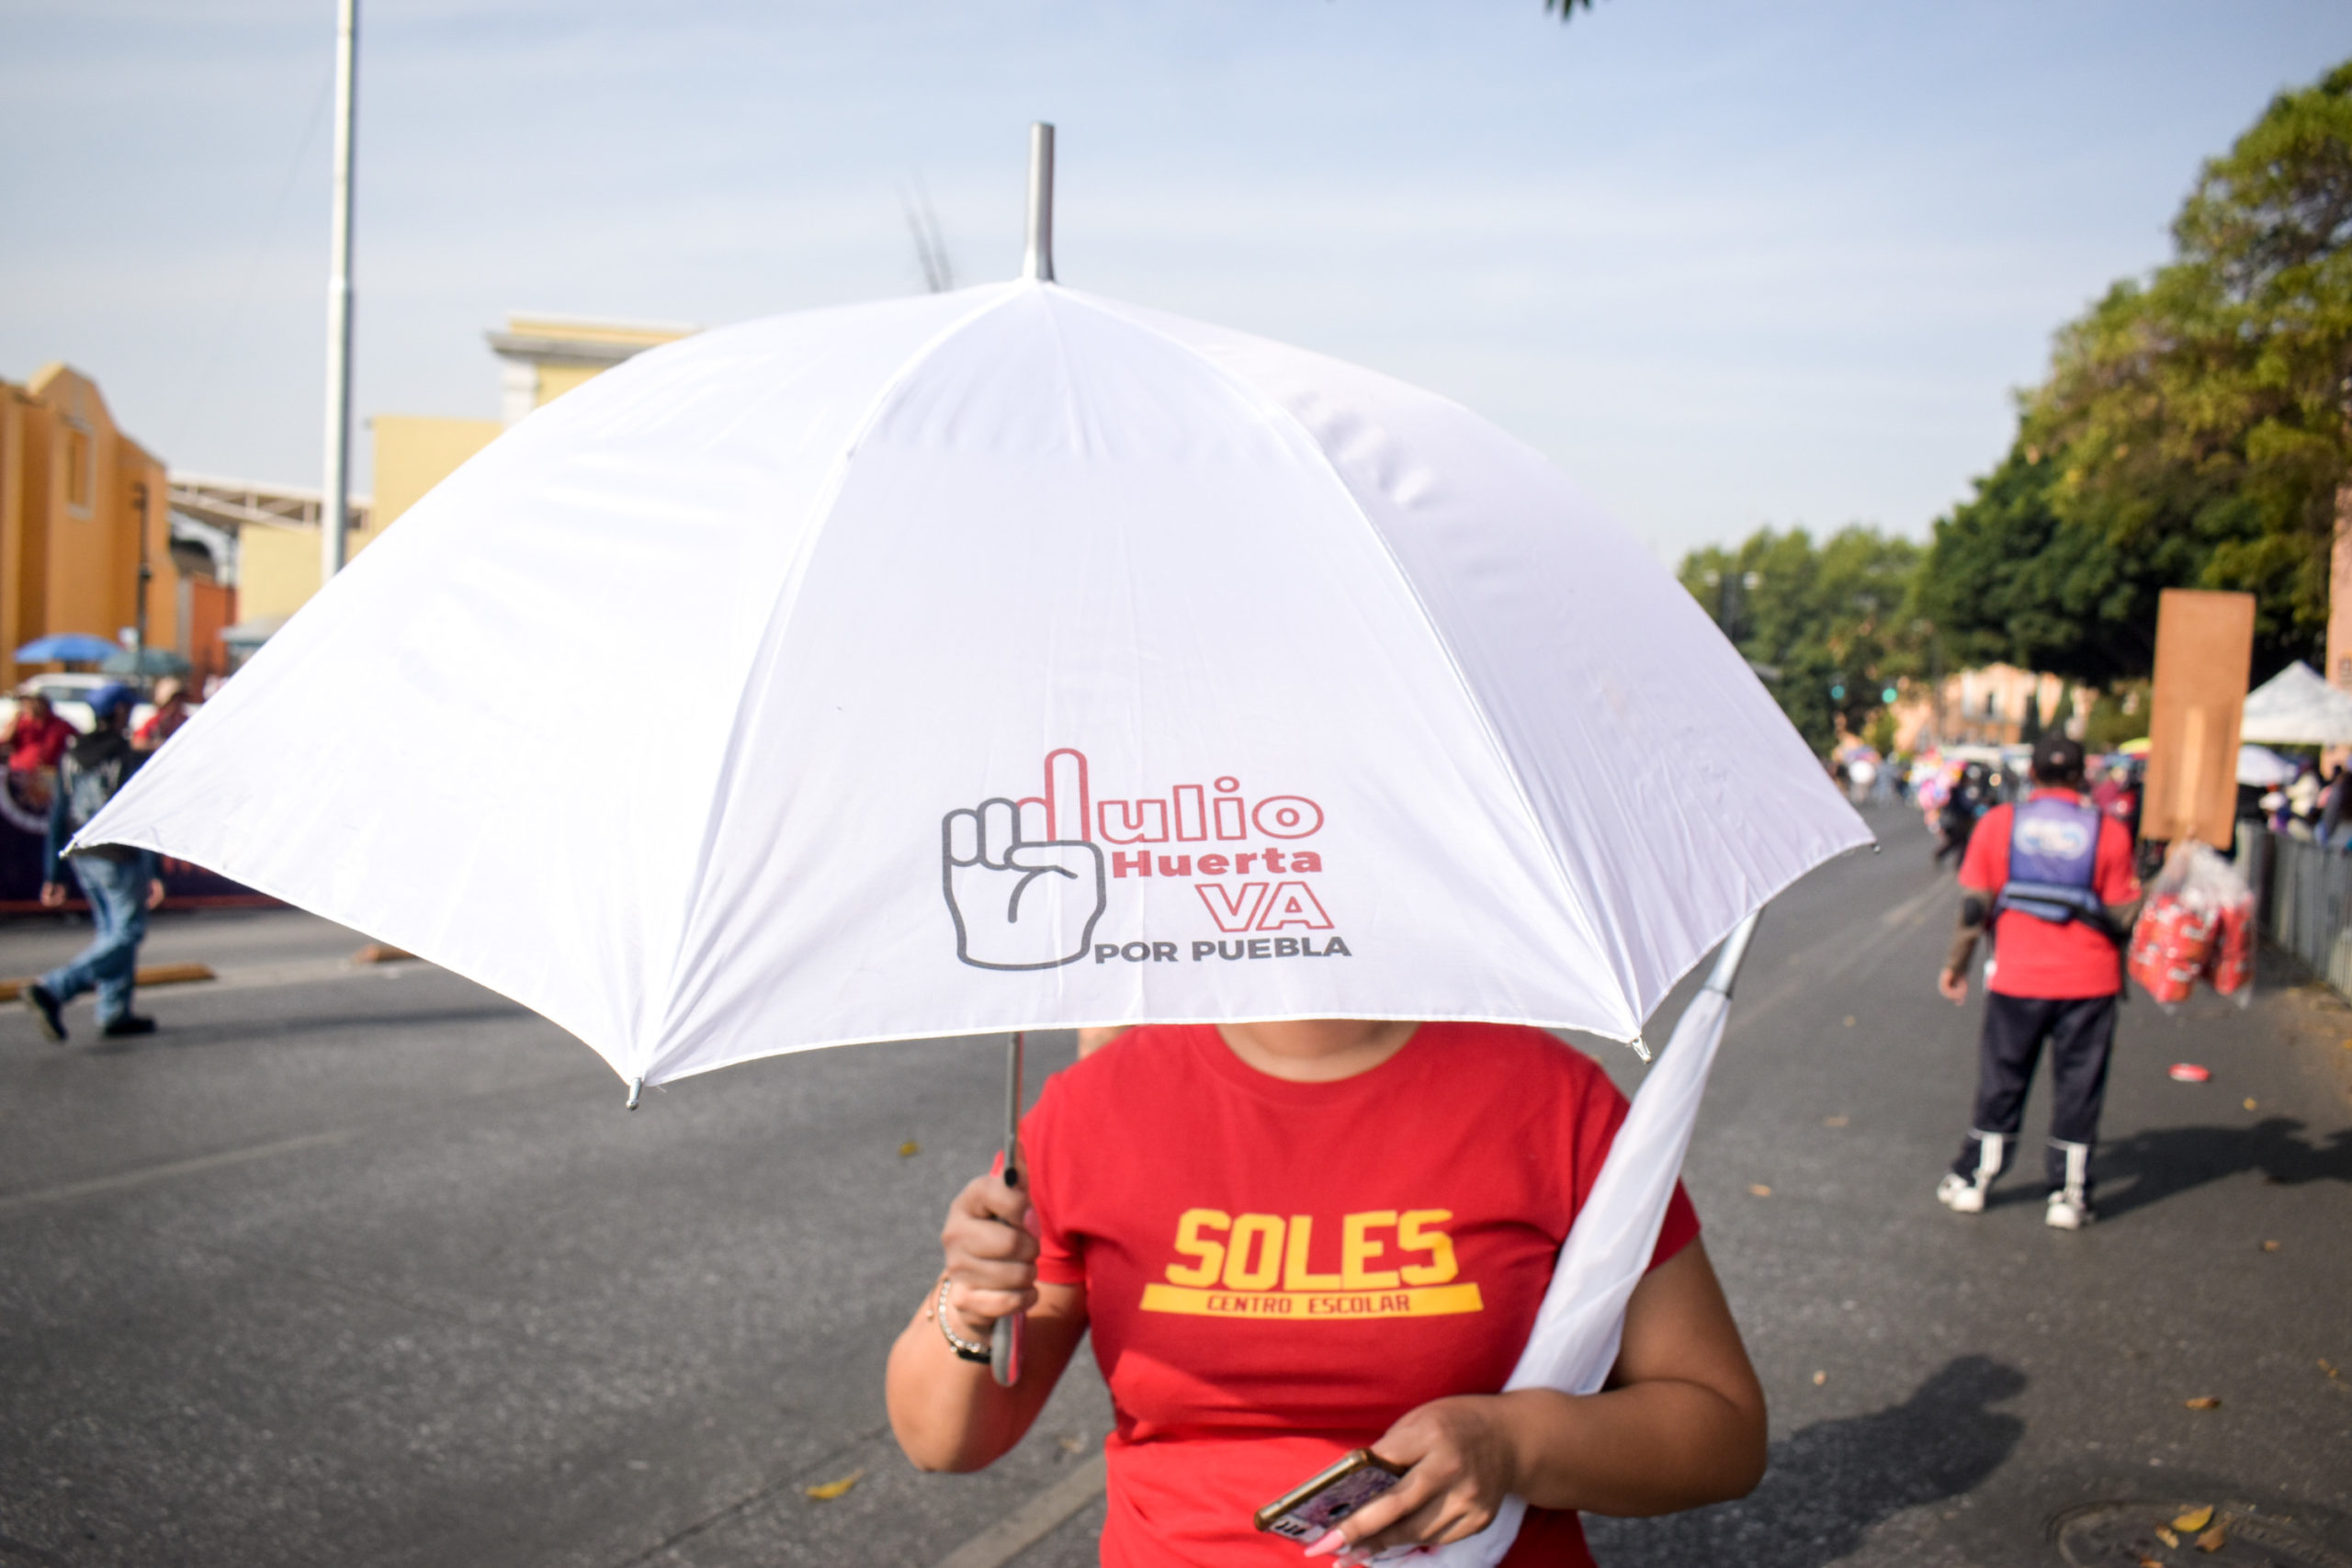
[2031,731,2086,783]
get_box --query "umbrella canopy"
[100,648,192,678]
[2241,660,2352,746]
[82,278,1868,1088]
[15,633,122,665]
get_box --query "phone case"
[1253,1450,1407,1542]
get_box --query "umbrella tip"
[1629,1035,1652,1064]
[625,1077,644,1111]
[1023,122,1056,283]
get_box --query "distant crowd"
[4,677,194,818]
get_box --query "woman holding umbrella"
[69,130,1860,1564]
[887,1017,1767,1565]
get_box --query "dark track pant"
[1950,992,2118,1195]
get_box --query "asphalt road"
[1,807,2346,1568]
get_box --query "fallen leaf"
[1824,1115,1849,1127]
[2183,1395,2222,1411]
[1057,1432,1087,1456]
[1811,1370,1826,1386]
[804,1469,864,1501]
[2262,1239,2280,1252]
[2320,1359,2339,1378]
[2156,1527,2181,1547]
[2173,1505,2215,1532]
[2139,1557,2165,1568]
[1842,1016,1856,1028]
[1747,1184,1772,1198]
[2197,1525,2228,1552]
[2244,1098,2258,1111]
[898,1141,921,1157]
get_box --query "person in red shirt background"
[1936,732,2143,1230]
[887,1019,1767,1566]
[6,694,77,774]
[132,678,191,750]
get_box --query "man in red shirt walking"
[1936,733,2143,1229]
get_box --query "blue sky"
[6,0,2349,560]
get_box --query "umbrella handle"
[991,1031,1027,1387]
[989,1306,1024,1386]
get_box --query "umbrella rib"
[640,284,1036,1082]
[1049,288,1629,1034]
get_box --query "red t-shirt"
[6,713,74,773]
[1025,1022,1702,1568]
[1959,789,2140,998]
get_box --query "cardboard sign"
[2141,589,2256,848]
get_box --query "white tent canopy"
[2241,660,2352,746]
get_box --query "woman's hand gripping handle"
[939,1158,1038,1372]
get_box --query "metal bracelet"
[935,1276,993,1363]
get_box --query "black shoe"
[98,1015,156,1039]
[22,984,66,1043]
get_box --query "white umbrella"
[2237,743,2300,788]
[81,127,1864,1552]
[2241,660,2352,746]
[82,276,1862,1089]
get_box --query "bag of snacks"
[2127,841,2256,1005]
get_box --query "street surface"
[2,807,2347,1567]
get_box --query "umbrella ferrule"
[625,1077,643,1111]
[1023,122,1056,283]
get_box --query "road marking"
[202,955,430,992]
[932,1451,1106,1568]
[0,1129,356,1220]
[6,954,437,1005]
[1881,878,1950,931]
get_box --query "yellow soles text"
[1139,1282,1483,1319]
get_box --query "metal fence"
[2256,827,2352,994]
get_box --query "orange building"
[0,364,220,687]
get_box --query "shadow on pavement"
[2091,1116,2352,1221]
[1584,1355,2026,1568]
[72,1003,524,1056]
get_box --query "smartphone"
[1253,1449,1408,1543]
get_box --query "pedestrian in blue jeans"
[21,684,164,1043]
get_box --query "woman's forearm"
[885,1283,1085,1472]
[1503,1240,1767,1516]
[1494,1379,1765,1516]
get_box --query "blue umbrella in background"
[15,633,122,665]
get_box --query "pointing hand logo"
[943,751,1104,971]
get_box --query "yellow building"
[486,313,692,426]
[236,313,692,626]
[0,364,185,688]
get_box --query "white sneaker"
[1936,1172,1987,1213]
[2045,1190,2093,1230]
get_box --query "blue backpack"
[1993,796,2115,938]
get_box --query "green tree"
[2006,61,2352,681]
[1679,525,1925,755]
[1916,442,2168,686]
